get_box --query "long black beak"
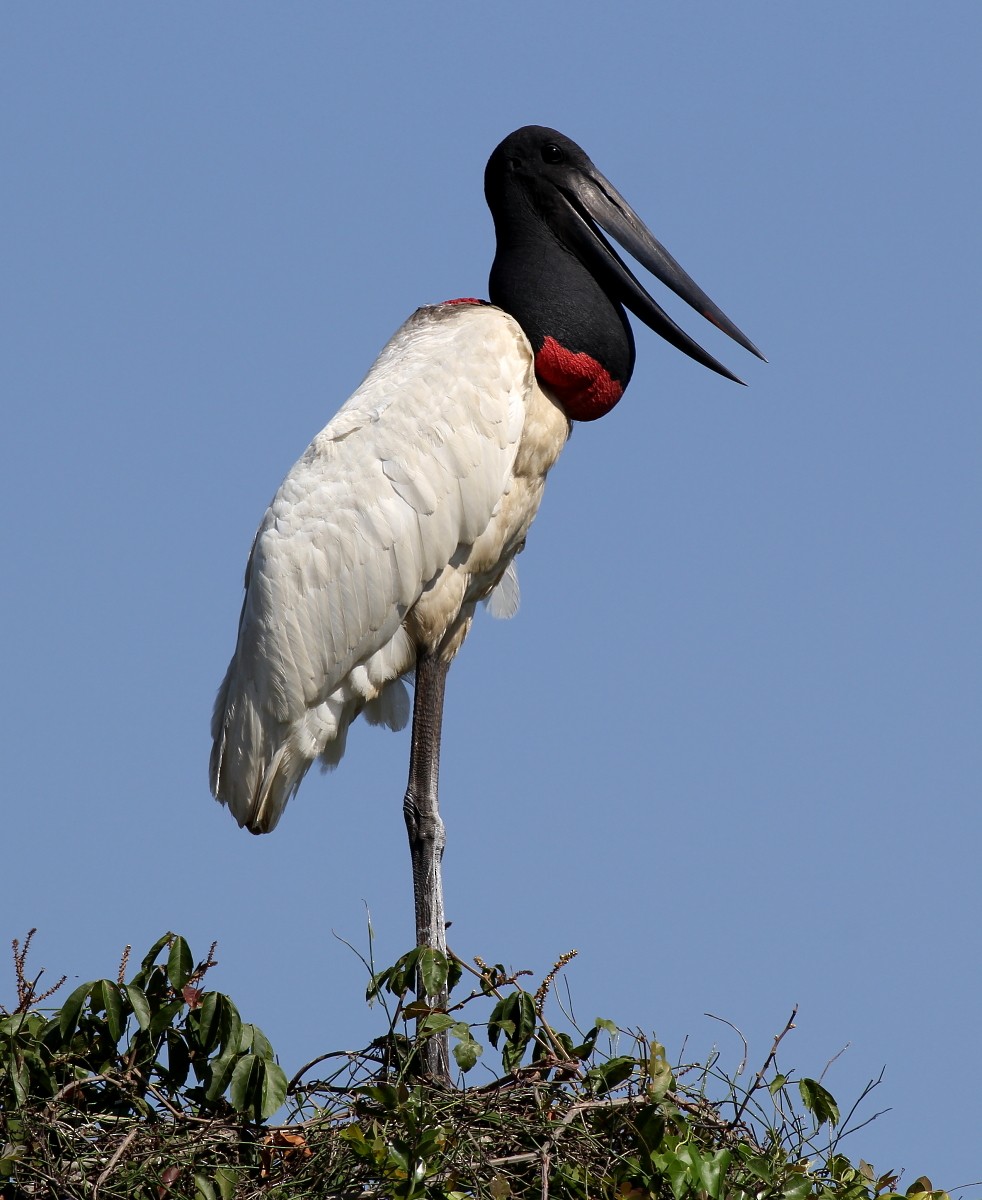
[559,168,766,384]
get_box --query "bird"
[210,125,763,1075]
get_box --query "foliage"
[0,931,953,1200]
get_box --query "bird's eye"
[541,143,565,165]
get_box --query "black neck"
[487,205,636,391]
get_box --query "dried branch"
[4,928,68,1014]
[533,950,578,1015]
[729,1005,798,1129]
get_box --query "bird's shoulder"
[308,301,533,447]
[236,302,537,702]
[266,302,534,535]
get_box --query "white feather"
[211,302,569,833]
[484,561,521,619]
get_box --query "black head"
[485,125,764,420]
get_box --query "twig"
[187,940,220,986]
[485,1092,647,1166]
[92,1128,138,1199]
[334,929,397,1028]
[835,1067,885,1139]
[142,1080,224,1125]
[704,1012,748,1077]
[819,1041,851,1084]
[46,1076,99,1107]
[451,949,580,1073]
[729,1005,798,1129]
[287,1049,367,1093]
[6,929,68,1014]
[533,950,578,1016]
[488,1150,540,1166]
[117,944,132,986]
[670,1092,739,1132]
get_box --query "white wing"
[211,303,536,833]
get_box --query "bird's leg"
[403,651,451,1082]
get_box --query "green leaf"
[798,1077,840,1127]
[512,991,536,1046]
[489,991,537,1071]
[500,1036,528,1075]
[227,1054,286,1120]
[487,995,515,1049]
[149,998,185,1036]
[657,1148,691,1199]
[205,1044,241,1103]
[585,1054,634,1097]
[229,1054,264,1116]
[9,1052,29,1107]
[500,1040,521,1074]
[570,1026,600,1060]
[417,947,448,998]
[0,1013,29,1037]
[420,1012,456,1035]
[768,1072,787,1095]
[537,1030,574,1063]
[125,984,152,1032]
[453,1040,482,1072]
[137,932,174,978]
[368,956,416,1002]
[214,1166,237,1199]
[663,1145,695,1198]
[195,992,220,1052]
[194,1171,217,1200]
[58,982,92,1038]
[167,936,194,990]
[225,1054,287,1121]
[359,1083,400,1111]
[92,980,125,1043]
[695,1148,731,1199]
[252,1025,275,1059]
[735,1146,774,1184]
[633,1103,666,1155]
[238,1022,274,1058]
[0,1154,22,1179]
[165,1029,191,1089]
[217,995,242,1053]
[386,1140,412,1176]
[783,1173,815,1200]
[452,1033,483,1072]
[595,1017,618,1035]
[479,963,506,996]
[384,949,421,998]
[647,1040,674,1101]
[259,1059,288,1118]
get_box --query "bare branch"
[729,1005,798,1129]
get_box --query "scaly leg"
[403,652,451,1081]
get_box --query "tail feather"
[210,638,415,834]
[209,669,313,834]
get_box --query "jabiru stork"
[210,126,763,1076]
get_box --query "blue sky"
[4,3,980,1190]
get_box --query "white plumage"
[211,301,570,834]
[211,127,761,1083]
